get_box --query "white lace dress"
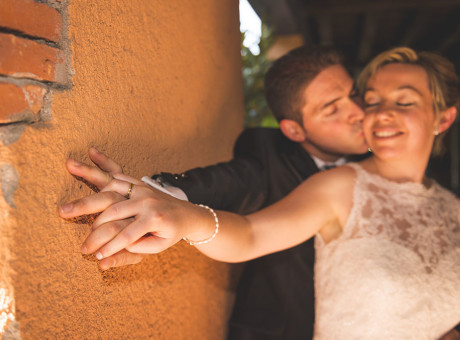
[314,163,460,339]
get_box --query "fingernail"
[81,244,87,254]
[72,159,81,167]
[60,203,73,213]
[101,259,114,271]
[96,252,103,260]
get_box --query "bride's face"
[362,63,438,160]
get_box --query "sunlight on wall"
[0,287,14,334]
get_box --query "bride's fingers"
[88,147,123,174]
[95,218,175,259]
[66,158,113,190]
[99,250,146,271]
[92,198,146,229]
[126,235,177,254]
[82,218,133,254]
[59,191,125,218]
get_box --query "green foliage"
[241,24,279,128]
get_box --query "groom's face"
[298,65,368,161]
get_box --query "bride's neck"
[362,156,429,185]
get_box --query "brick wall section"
[0,83,46,122]
[0,0,67,127]
[0,0,62,42]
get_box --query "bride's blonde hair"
[356,47,459,155]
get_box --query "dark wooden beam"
[249,0,299,35]
[317,14,334,46]
[437,23,460,52]
[300,0,460,15]
[356,13,379,63]
[398,10,432,46]
[286,0,313,45]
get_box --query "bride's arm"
[195,171,342,262]
[60,167,353,263]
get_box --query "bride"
[60,47,460,339]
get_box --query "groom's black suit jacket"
[156,127,320,339]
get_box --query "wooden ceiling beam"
[356,13,379,63]
[437,23,460,52]
[286,0,314,45]
[317,14,334,46]
[249,0,299,35]
[300,0,460,15]
[398,10,432,46]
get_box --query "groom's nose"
[347,99,365,124]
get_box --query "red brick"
[0,0,62,43]
[0,33,63,82]
[0,82,45,123]
[23,84,46,114]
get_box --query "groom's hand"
[66,147,123,190]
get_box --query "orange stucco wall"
[1,1,243,338]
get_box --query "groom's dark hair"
[265,46,344,124]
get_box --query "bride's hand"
[59,177,213,260]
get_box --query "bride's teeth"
[375,131,398,137]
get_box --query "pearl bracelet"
[183,204,219,246]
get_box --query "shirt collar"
[311,155,346,170]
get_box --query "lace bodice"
[314,163,460,339]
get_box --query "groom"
[64,46,459,339]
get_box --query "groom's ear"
[437,106,457,134]
[280,119,307,143]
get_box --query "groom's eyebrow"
[320,97,340,110]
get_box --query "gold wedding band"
[125,183,134,199]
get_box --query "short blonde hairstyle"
[357,47,459,155]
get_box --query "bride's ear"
[436,106,457,134]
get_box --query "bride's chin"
[369,147,405,159]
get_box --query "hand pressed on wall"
[64,148,147,270]
[65,147,122,190]
[59,173,204,265]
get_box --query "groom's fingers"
[88,147,123,174]
[59,191,125,218]
[66,158,113,190]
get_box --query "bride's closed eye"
[396,102,415,107]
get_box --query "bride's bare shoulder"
[305,164,358,191]
[299,165,357,220]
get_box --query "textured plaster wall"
[1,0,243,338]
